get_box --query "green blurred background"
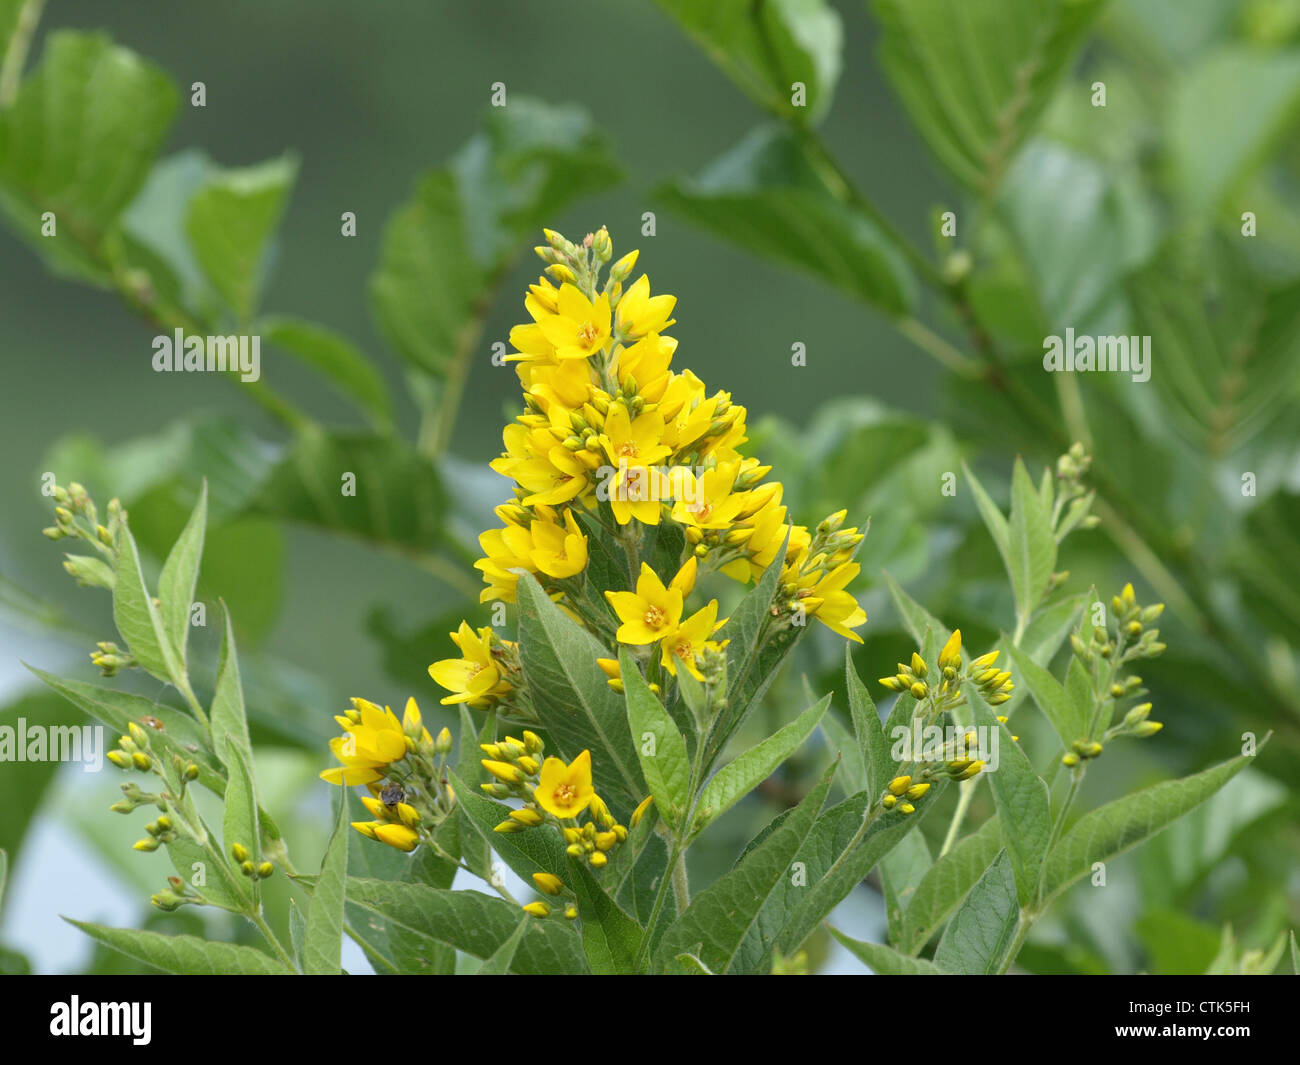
[2,0,1298,974]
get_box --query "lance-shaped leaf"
[933,850,1020,974]
[157,482,207,669]
[301,790,349,975]
[656,765,834,973]
[968,682,1050,906]
[620,647,691,830]
[691,693,830,838]
[1041,749,1261,906]
[516,575,644,806]
[829,927,947,974]
[1006,642,1087,749]
[898,815,1002,955]
[344,880,588,975]
[65,920,294,975]
[112,522,180,685]
[1007,457,1056,624]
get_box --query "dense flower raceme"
[436,226,866,702]
[323,227,869,888]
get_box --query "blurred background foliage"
[0,0,1297,974]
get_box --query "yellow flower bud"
[887,775,912,796]
[630,795,654,827]
[905,783,930,800]
[522,901,551,918]
[910,653,928,678]
[532,872,564,895]
[482,759,525,784]
[589,851,608,868]
[231,843,250,863]
[938,629,962,669]
[510,808,544,827]
[909,681,928,700]
[881,794,897,809]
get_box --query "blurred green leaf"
[660,127,917,316]
[0,692,66,866]
[1136,909,1222,974]
[370,98,619,378]
[186,155,297,321]
[1170,47,1300,218]
[0,31,178,282]
[871,0,1105,194]
[259,315,393,430]
[654,0,843,121]
[157,481,206,668]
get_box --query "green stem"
[938,778,976,858]
[633,839,681,971]
[248,909,297,969]
[0,0,44,108]
[671,849,690,913]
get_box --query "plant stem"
[938,778,976,858]
[633,839,681,971]
[248,909,298,969]
[671,850,690,913]
[0,0,44,108]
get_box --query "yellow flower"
[615,275,677,338]
[528,509,588,579]
[320,697,420,786]
[538,284,612,360]
[660,599,722,679]
[801,562,867,642]
[605,562,684,645]
[534,749,596,819]
[373,823,420,852]
[671,462,746,530]
[428,622,510,706]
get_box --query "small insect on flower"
[380,782,406,807]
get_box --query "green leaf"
[898,815,1002,954]
[1065,654,1099,729]
[691,693,830,838]
[656,765,834,974]
[1007,457,1056,624]
[1291,930,1299,976]
[654,0,843,121]
[934,850,1020,974]
[775,784,943,958]
[880,828,932,944]
[252,427,445,553]
[186,155,297,321]
[968,683,1049,906]
[846,646,893,798]
[515,575,644,806]
[302,790,349,974]
[1169,47,1300,219]
[0,31,178,283]
[24,667,223,793]
[370,98,619,378]
[450,772,568,884]
[828,926,946,974]
[673,952,714,974]
[963,461,1011,564]
[883,570,952,650]
[473,917,532,975]
[112,522,180,684]
[1136,909,1222,976]
[567,860,645,975]
[620,647,691,829]
[0,692,70,864]
[343,880,588,974]
[259,316,393,430]
[819,708,866,795]
[211,606,253,771]
[65,919,293,975]
[157,481,206,669]
[220,741,259,903]
[1041,749,1260,904]
[659,126,917,316]
[288,898,306,966]
[871,0,1106,194]
[1006,642,1088,749]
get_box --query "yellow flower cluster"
[428,226,867,711]
[482,740,636,872]
[319,696,456,851]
